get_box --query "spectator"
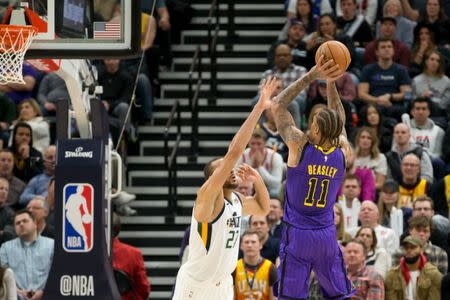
[401,0,450,48]
[354,127,388,191]
[345,146,376,201]
[233,230,277,299]
[0,178,15,246]
[268,197,283,239]
[348,200,400,255]
[409,23,441,77]
[411,50,450,120]
[321,0,380,26]
[285,0,318,34]
[392,216,448,274]
[237,180,254,235]
[412,195,449,252]
[359,37,412,120]
[26,196,54,239]
[377,180,411,237]
[385,235,442,300]
[397,154,430,208]
[344,239,385,299]
[237,128,283,196]
[45,177,55,228]
[0,210,53,300]
[336,0,374,47]
[403,97,446,179]
[7,123,43,183]
[270,19,309,69]
[112,213,151,300]
[376,0,417,49]
[356,226,392,279]
[36,72,70,116]
[0,94,15,150]
[19,145,55,206]
[0,63,37,105]
[260,46,306,125]
[248,215,280,264]
[334,202,352,244]
[0,149,25,207]
[339,174,362,231]
[259,108,288,162]
[97,59,135,142]
[358,104,396,153]
[385,123,434,184]
[363,17,410,67]
[11,99,50,154]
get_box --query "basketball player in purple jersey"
[271,57,356,299]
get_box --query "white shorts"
[172,268,233,300]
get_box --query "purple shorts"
[274,224,356,299]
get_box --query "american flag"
[93,21,121,39]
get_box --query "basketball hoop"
[0,24,38,85]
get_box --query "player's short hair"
[315,107,343,147]
[14,209,35,222]
[241,229,262,243]
[413,195,434,209]
[346,238,368,255]
[203,157,222,180]
[408,215,432,230]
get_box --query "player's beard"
[224,181,239,190]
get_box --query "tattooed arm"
[326,81,347,137]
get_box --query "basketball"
[315,41,351,74]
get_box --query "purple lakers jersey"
[284,143,345,229]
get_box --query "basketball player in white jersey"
[172,78,277,300]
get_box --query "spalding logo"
[65,147,93,158]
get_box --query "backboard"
[1,0,141,58]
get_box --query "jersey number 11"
[304,177,330,208]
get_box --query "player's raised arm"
[236,163,270,216]
[194,78,278,222]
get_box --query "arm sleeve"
[420,152,434,184]
[367,272,385,300]
[268,263,278,286]
[132,251,151,300]
[4,268,17,300]
[19,179,37,205]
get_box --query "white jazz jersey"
[182,192,242,282]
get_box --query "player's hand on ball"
[316,55,343,82]
[258,76,279,110]
[82,214,92,224]
[236,163,259,183]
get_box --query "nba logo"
[63,184,94,252]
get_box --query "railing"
[164,100,182,214]
[207,0,219,105]
[188,46,202,163]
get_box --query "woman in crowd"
[355,226,391,279]
[354,127,388,191]
[11,98,50,154]
[412,49,450,120]
[288,0,318,34]
[358,104,396,153]
[334,203,352,244]
[409,24,439,77]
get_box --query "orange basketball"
[314,40,351,74]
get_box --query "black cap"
[382,180,399,193]
[380,16,397,25]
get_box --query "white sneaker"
[113,191,136,206]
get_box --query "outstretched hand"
[257,76,279,110]
[236,163,259,184]
[315,55,343,82]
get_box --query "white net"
[0,25,37,85]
